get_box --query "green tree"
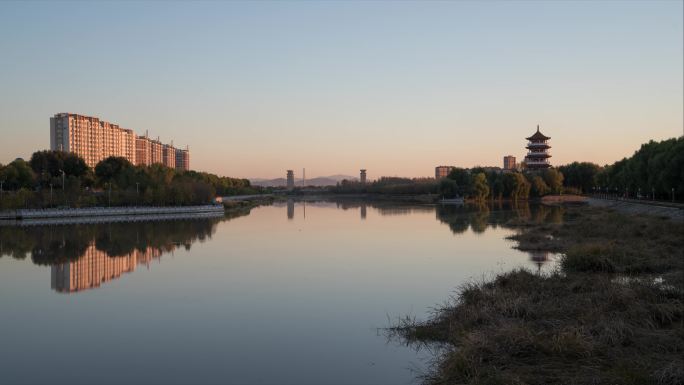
[558,162,601,193]
[0,159,36,190]
[530,175,550,197]
[542,169,564,194]
[439,178,459,198]
[447,168,472,197]
[471,172,489,201]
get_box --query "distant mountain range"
[250,175,357,187]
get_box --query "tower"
[524,125,551,170]
[360,169,367,184]
[286,170,295,189]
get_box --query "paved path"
[587,197,684,222]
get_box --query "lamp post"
[673,188,675,203]
[136,182,140,205]
[108,183,112,207]
[50,184,53,206]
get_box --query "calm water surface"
[0,201,560,385]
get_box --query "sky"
[0,1,682,179]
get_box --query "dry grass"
[391,206,684,385]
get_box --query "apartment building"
[435,165,455,179]
[50,113,188,170]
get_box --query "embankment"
[392,205,684,385]
[0,205,224,221]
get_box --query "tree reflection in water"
[0,209,251,293]
[0,201,562,292]
[435,202,564,271]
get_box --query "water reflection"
[0,216,234,293]
[0,200,564,293]
[528,250,554,273]
[0,200,567,385]
[435,202,564,235]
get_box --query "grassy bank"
[392,205,684,385]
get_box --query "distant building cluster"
[433,125,552,176]
[50,113,189,170]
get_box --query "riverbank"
[0,205,224,220]
[392,205,684,384]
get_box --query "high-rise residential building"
[50,113,188,169]
[503,155,516,170]
[175,148,190,171]
[150,138,163,165]
[162,144,176,169]
[286,170,295,189]
[435,165,454,179]
[524,125,552,170]
[360,169,367,184]
[50,113,135,167]
[135,135,152,166]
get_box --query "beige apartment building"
[50,113,189,170]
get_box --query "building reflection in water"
[360,204,366,220]
[287,199,295,220]
[50,243,163,293]
[0,216,231,294]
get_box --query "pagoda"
[524,125,551,170]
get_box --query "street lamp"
[136,182,140,205]
[673,188,675,203]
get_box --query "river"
[0,200,561,385]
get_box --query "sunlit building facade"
[50,113,188,169]
[503,155,516,170]
[435,165,454,179]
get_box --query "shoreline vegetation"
[1,137,681,210]
[390,203,684,385]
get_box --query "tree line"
[331,137,683,202]
[0,151,259,209]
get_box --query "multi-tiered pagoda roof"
[524,125,551,170]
